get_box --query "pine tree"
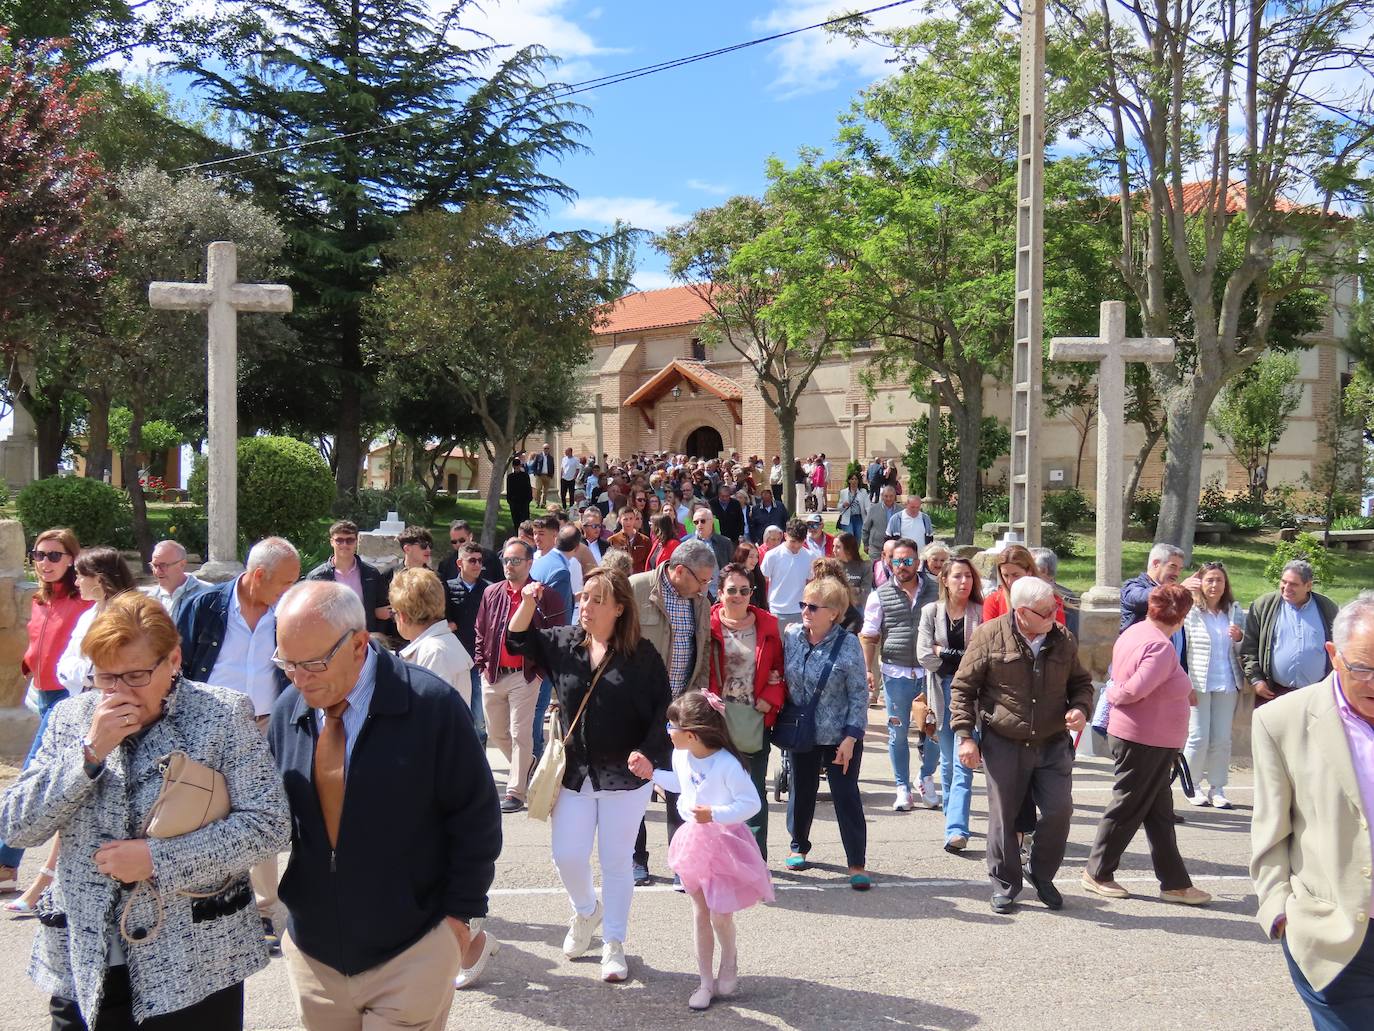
[183,0,585,493]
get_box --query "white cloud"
[687,178,732,195]
[755,1,919,97]
[563,196,688,232]
[631,270,678,291]
[460,0,622,82]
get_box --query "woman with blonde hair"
[1181,561,1244,809]
[781,576,870,889]
[390,567,474,706]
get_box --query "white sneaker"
[601,940,628,982]
[1186,790,1211,807]
[917,776,941,809]
[563,900,603,959]
[892,785,912,811]
[1211,790,1234,810]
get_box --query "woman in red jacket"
[0,528,92,890]
[709,562,786,859]
[982,544,1064,624]
[647,513,680,569]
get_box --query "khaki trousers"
[252,714,285,931]
[285,921,461,1031]
[483,670,539,799]
[534,474,555,507]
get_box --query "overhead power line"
[175,0,919,176]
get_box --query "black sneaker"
[990,893,1015,914]
[500,794,525,814]
[262,918,281,954]
[1028,872,1063,910]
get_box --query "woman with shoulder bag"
[708,563,786,859]
[917,557,984,853]
[1181,561,1245,809]
[777,576,871,889]
[0,592,290,1031]
[505,568,671,984]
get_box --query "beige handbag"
[121,751,231,945]
[526,659,607,823]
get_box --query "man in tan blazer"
[1252,591,1374,1030]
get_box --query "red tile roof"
[1116,180,1305,215]
[596,285,714,336]
[623,359,742,407]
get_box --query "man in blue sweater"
[269,581,501,1025]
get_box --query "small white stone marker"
[1049,301,1174,606]
[149,242,292,581]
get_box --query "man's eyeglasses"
[501,556,527,565]
[1016,605,1057,622]
[892,557,916,568]
[461,554,483,564]
[450,537,468,546]
[272,630,355,674]
[87,656,166,690]
[408,542,432,550]
[1338,652,1374,684]
[30,549,67,563]
[150,559,185,571]
[332,536,357,546]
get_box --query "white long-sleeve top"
[55,604,99,695]
[652,747,762,826]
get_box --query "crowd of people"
[0,446,1369,1030]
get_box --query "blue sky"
[419,0,923,289]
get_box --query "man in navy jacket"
[269,580,500,1027]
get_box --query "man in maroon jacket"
[474,538,567,814]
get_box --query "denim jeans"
[0,689,66,869]
[468,668,487,746]
[1183,690,1238,790]
[884,673,921,789]
[1284,925,1374,1030]
[787,740,866,868]
[933,674,978,839]
[531,676,553,760]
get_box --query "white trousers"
[1183,690,1239,790]
[549,780,653,944]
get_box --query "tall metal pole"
[1007,0,1046,547]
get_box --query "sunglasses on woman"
[30,549,67,563]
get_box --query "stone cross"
[1049,300,1174,605]
[149,242,292,581]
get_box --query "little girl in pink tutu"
[633,690,774,1010]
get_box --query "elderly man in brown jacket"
[951,576,1094,915]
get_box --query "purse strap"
[800,632,846,717]
[561,652,611,747]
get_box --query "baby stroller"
[773,749,792,801]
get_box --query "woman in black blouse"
[506,568,670,985]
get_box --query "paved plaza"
[0,716,1308,1031]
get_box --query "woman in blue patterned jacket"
[781,575,872,890]
[0,592,290,1030]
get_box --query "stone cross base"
[0,521,39,711]
[196,559,245,584]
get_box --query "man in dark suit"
[747,487,789,544]
[506,456,533,528]
[270,580,500,1024]
[710,482,746,542]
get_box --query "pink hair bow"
[704,692,727,715]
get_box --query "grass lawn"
[819,516,1374,606]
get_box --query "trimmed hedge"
[190,436,334,551]
[17,476,133,548]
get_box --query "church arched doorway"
[683,425,724,459]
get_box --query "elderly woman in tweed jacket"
[0,593,290,1031]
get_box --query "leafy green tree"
[1049,0,1374,550]
[903,414,1010,502]
[1209,352,1304,505]
[183,0,586,496]
[367,205,616,546]
[783,7,1107,542]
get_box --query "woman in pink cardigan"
[1081,584,1212,906]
